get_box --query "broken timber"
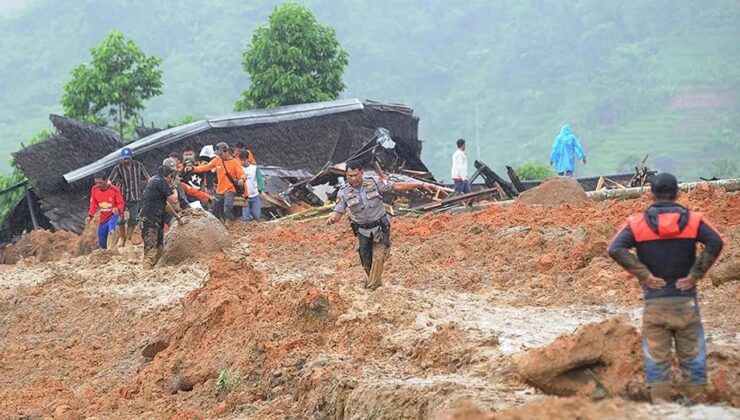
[506,166,527,193]
[474,160,518,198]
[409,187,498,212]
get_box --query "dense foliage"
[235,3,348,111]
[61,30,163,139]
[0,0,737,181]
[0,129,53,224]
[516,161,555,181]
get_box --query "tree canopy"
[61,30,163,139]
[234,3,349,111]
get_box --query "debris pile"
[516,177,589,207]
[513,317,643,398]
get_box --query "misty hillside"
[0,0,738,180]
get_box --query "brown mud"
[0,186,738,418]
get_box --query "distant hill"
[0,0,738,180]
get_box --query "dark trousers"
[453,180,471,195]
[141,220,164,268]
[211,192,236,221]
[357,225,391,290]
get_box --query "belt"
[351,217,388,230]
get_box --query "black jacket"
[608,202,723,300]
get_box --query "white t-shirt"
[244,164,260,198]
[451,149,468,181]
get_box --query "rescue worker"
[85,172,125,250]
[326,160,437,290]
[180,157,212,207]
[109,147,149,247]
[608,173,724,403]
[189,142,245,224]
[139,166,183,269]
[550,124,586,176]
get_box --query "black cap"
[650,173,678,199]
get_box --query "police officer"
[326,160,436,290]
[608,173,723,403]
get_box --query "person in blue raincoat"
[550,124,586,176]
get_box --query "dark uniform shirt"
[140,175,174,224]
[608,202,723,300]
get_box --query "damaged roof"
[65,98,415,183]
[10,99,427,235]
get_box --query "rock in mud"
[157,208,231,267]
[512,316,643,398]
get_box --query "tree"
[61,30,163,139]
[516,161,555,181]
[235,3,349,111]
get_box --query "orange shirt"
[193,156,245,195]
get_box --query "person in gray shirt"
[327,160,436,290]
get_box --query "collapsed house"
[2,99,430,242]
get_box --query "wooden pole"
[26,187,39,230]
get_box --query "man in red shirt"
[85,172,125,250]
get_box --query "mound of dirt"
[157,209,231,267]
[2,229,80,264]
[516,177,588,206]
[513,317,643,398]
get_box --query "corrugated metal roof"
[63,99,366,183]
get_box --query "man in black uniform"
[139,166,183,269]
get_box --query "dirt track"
[0,185,738,419]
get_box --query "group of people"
[83,125,725,405]
[449,124,588,195]
[86,141,266,267]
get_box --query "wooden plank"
[595,176,605,191]
[474,160,518,198]
[410,187,498,211]
[506,166,527,193]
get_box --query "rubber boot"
[680,384,705,405]
[117,225,126,248]
[108,230,119,252]
[365,243,389,290]
[126,225,136,246]
[650,383,673,404]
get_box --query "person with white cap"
[109,147,149,247]
[188,142,245,224]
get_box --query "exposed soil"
[516,176,588,206]
[0,186,738,419]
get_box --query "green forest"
[0,0,738,180]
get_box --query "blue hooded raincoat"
[550,124,586,175]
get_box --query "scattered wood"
[588,178,740,201]
[409,187,498,212]
[506,166,527,193]
[595,176,606,192]
[474,160,518,199]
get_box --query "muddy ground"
[0,185,738,419]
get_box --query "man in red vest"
[608,173,724,403]
[85,171,125,250]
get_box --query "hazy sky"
[0,0,32,16]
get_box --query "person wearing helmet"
[188,142,245,224]
[109,147,149,247]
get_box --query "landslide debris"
[516,176,589,206]
[513,317,643,398]
[157,208,231,267]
